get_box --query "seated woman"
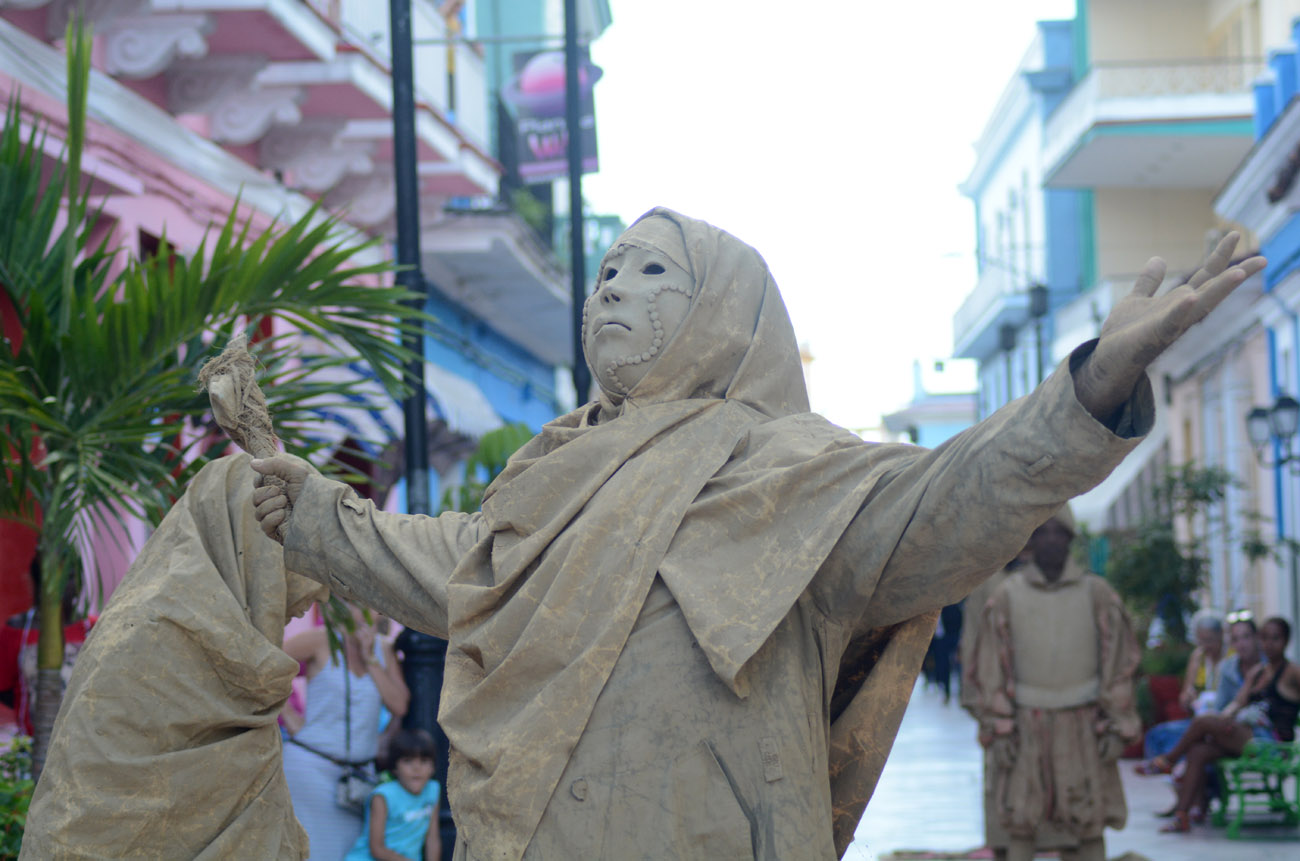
[1141,609,1226,760]
[1136,616,1300,833]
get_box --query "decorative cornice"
[167,55,266,115]
[325,173,396,227]
[209,85,302,145]
[259,120,374,192]
[102,13,212,79]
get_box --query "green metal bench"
[1211,738,1300,838]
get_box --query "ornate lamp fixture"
[1246,395,1300,469]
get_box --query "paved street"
[845,680,1300,860]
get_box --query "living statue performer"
[251,208,1263,860]
[970,507,1141,861]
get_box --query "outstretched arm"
[251,456,487,637]
[823,235,1264,632]
[1073,232,1264,424]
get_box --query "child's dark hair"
[389,728,437,764]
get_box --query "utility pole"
[564,0,589,402]
[390,0,430,516]
[390,2,453,850]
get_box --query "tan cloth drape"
[22,454,326,860]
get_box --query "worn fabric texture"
[971,558,1141,846]
[958,563,1015,850]
[22,454,325,860]
[284,208,1153,860]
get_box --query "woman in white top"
[282,606,409,860]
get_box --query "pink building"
[0,1,604,612]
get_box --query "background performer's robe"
[972,560,1141,847]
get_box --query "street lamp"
[1247,393,1300,661]
[1246,394,1300,469]
[1029,283,1049,383]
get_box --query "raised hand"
[250,454,311,543]
[1074,232,1266,423]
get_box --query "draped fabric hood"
[437,209,940,860]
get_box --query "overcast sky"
[582,0,1078,432]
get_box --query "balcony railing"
[953,264,1020,352]
[1043,58,1262,185]
[1088,57,1265,99]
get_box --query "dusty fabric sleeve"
[971,585,1017,739]
[956,575,999,715]
[1091,577,1142,742]
[282,474,487,638]
[823,341,1153,634]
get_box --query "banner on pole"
[503,48,601,183]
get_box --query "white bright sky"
[583,0,1078,432]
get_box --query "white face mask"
[584,244,693,395]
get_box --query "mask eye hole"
[642,263,665,275]
[604,267,618,281]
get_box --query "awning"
[302,360,503,460]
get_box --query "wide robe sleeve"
[971,580,1018,740]
[282,475,489,638]
[814,341,1153,635]
[1090,575,1142,743]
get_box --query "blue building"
[954,18,1090,420]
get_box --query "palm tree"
[0,20,425,775]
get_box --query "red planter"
[1148,674,1190,722]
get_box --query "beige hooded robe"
[21,454,326,859]
[971,526,1141,847]
[958,561,1016,851]
[282,208,1152,860]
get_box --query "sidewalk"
[845,681,1300,860]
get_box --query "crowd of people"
[936,537,1300,858]
[1133,612,1300,833]
[278,605,442,861]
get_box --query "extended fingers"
[1196,254,1266,308]
[1132,257,1167,298]
[1187,231,1240,289]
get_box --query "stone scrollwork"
[325,173,397,228]
[209,86,303,145]
[259,121,375,193]
[102,13,212,79]
[168,56,267,116]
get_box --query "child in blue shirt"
[345,729,442,861]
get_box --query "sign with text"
[503,48,601,183]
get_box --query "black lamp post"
[1029,282,1049,384]
[1246,394,1300,658]
[1246,394,1300,468]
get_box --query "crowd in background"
[920,579,1299,852]
[278,605,442,861]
